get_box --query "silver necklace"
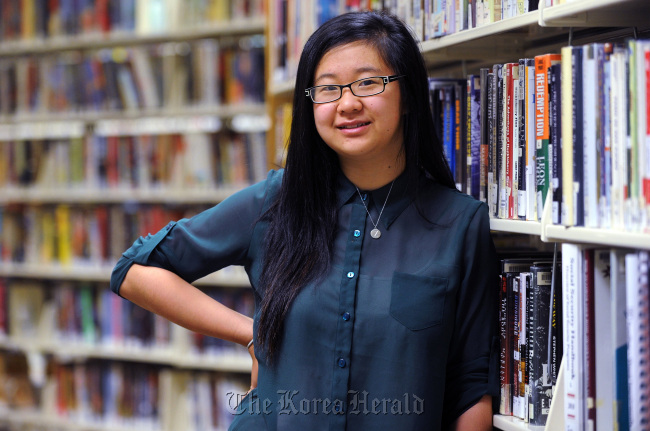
[355,180,395,239]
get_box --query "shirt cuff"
[444,335,500,426]
[109,221,177,296]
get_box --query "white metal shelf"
[0,336,252,373]
[490,219,543,236]
[0,407,160,431]
[544,224,650,250]
[490,218,650,250]
[0,262,251,287]
[0,102,267,129]
[0,186,248,204]
[421,11,540,62]
[0,17,266,56]
[493,415,545,431]
[539,0,650,27]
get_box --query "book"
[626,251,650,430]
[511,62,520,219]
[467,74,481,200]
[528,264,554,426]
[499,272,513,416]
[572,46,585,227]
[562,242,585,431]
[8,280,45,338]
[583,248,596,430]
[428,78,466,189]
[598,43,615,230]
[517,271,530,420]
[561,46,575,226]
[593,249,614,430]
[517,59,528,220]
[479,68,490,203]
[534,53,562,221]
[549,63,562,225]
[610,249,630,431]
[488,64,503,217]
[583,44,599,228]
[499,62,517,219]
[610,45,628,230]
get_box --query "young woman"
[111,11,499,431]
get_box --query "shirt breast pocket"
[389,271,448,331]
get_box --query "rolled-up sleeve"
[110,170,281,296]
[443,202,500,427]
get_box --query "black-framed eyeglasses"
[305,75,406,104]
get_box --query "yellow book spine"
[55,205,72,266]
[41,210,55,263]
[21,0,35,39]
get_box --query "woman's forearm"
[119,264,253,347]
[450,395,493,431]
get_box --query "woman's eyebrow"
[314,66,384,84]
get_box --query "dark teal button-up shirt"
[110,169,499,431]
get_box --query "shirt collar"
[336,169,415,229]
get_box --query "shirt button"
[362,193,368,201]
[353,230,361,237]
[342,312,351,321]
[347,271,355,278]
[334,404,342,412]
[337,358,346,368]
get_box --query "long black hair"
[256,11,455,361]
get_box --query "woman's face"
[312,41,405,169]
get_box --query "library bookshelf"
[0,1,266,430]
[265,0,650,430]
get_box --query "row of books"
[49,359,162,428]
[270,0,538,83]
[0,203,207,266]
[0,351,250,431]
[498,247,650,431]
[560,246,650,431]
[0,0,265,42]
[497,254,561,426]
[0,38,265,115]
[0,131,268,192]
[428,39,650,232]
[0,279,254,357]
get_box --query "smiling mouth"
[338,122,371,129]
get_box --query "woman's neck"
[340,156,406,190]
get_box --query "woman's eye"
[358,78,379,87]
[318,86,339,93]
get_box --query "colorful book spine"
[479,68,490,203]
[535,53,562,221]
[517,59,527,220]
[469,74,482,200]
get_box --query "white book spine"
[562,243,584,431]
[610,48,628,230]
[637,42,650,231]
[626,251,650,431]
[592,249,614,430]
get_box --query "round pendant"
[370,228,381,239]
